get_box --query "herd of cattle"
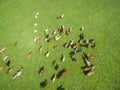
[0,12,96,90]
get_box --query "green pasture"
[0,0,120,90]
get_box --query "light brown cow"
[0,47,7,53]
[39,45,43,52]
[27,52,33,59]
[0,64,6,71]
[86,72,95,76]
[3,56,9,61]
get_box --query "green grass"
[0,0,120,90]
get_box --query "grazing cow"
[57,85,65,90]
[0,64,6,71]
[64,42,69,48]
[34,30,38,33]
[61,55,65,62]
[54,34,61,41]
[51,73,56,83]
[39,45,43,52]
[53,45,58,49]
[3,56,9,61]
[57,68,67,79]
[86,71,95,76]
[79,33,84,40]
[6,66,14,74]
[83,65,95,71]
[34,22,38,26]
[45,51,50,58]
[84,58,91,67]
[36,36,40,43]
[12,67,23,80]
[0,47,7,53]
[44,28,49,37]
[53,30,57,35]
[61,69,67,77]
[40,79,48,88]
[92,43,96,49]
[27,52,33,59]
[39,67,44,76]
[71,55,77,61]
[85,54,95,60]
[89,39,95,44]
[53,60,59,70]
[66,28,72,35]
[56,14,64,19]
[86,43,92,48]
[12,42,17,47]
[80,27,84,31]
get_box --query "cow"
[6,66,14,74]
[53,45,58,49]
[84,58,91,67]
[61,54,65,62]
[0,47,7,53]
[56,14,64,19]
[64,42,69,48]
[86,71,95,76]
[86,54,95,60]
[27,52,33,59]
[0,64,6,71]
[34,30,38,33]
[52,60,59,70]
[61,69,67,77]
[39,45,43,52]
[34,22,38,26]
[39,67,44,76]
[66,28,72,35]
[45,51,50,58]
[12,67,23,80]
[12,42,17,47]
[51,74,56,83]
[80,27,84,31]
[83,65,95,71]
[3,56,9,61]
[54,34,61,41]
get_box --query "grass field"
[0,0,120,90]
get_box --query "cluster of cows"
[0,12,96,90]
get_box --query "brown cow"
[86,54,95,60]
[53,45,58,49]
[56,14,64,19]
[0,64,6,71]
[39,45,43,52]
[12,42,17,47]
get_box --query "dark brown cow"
[27,52,33,59]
